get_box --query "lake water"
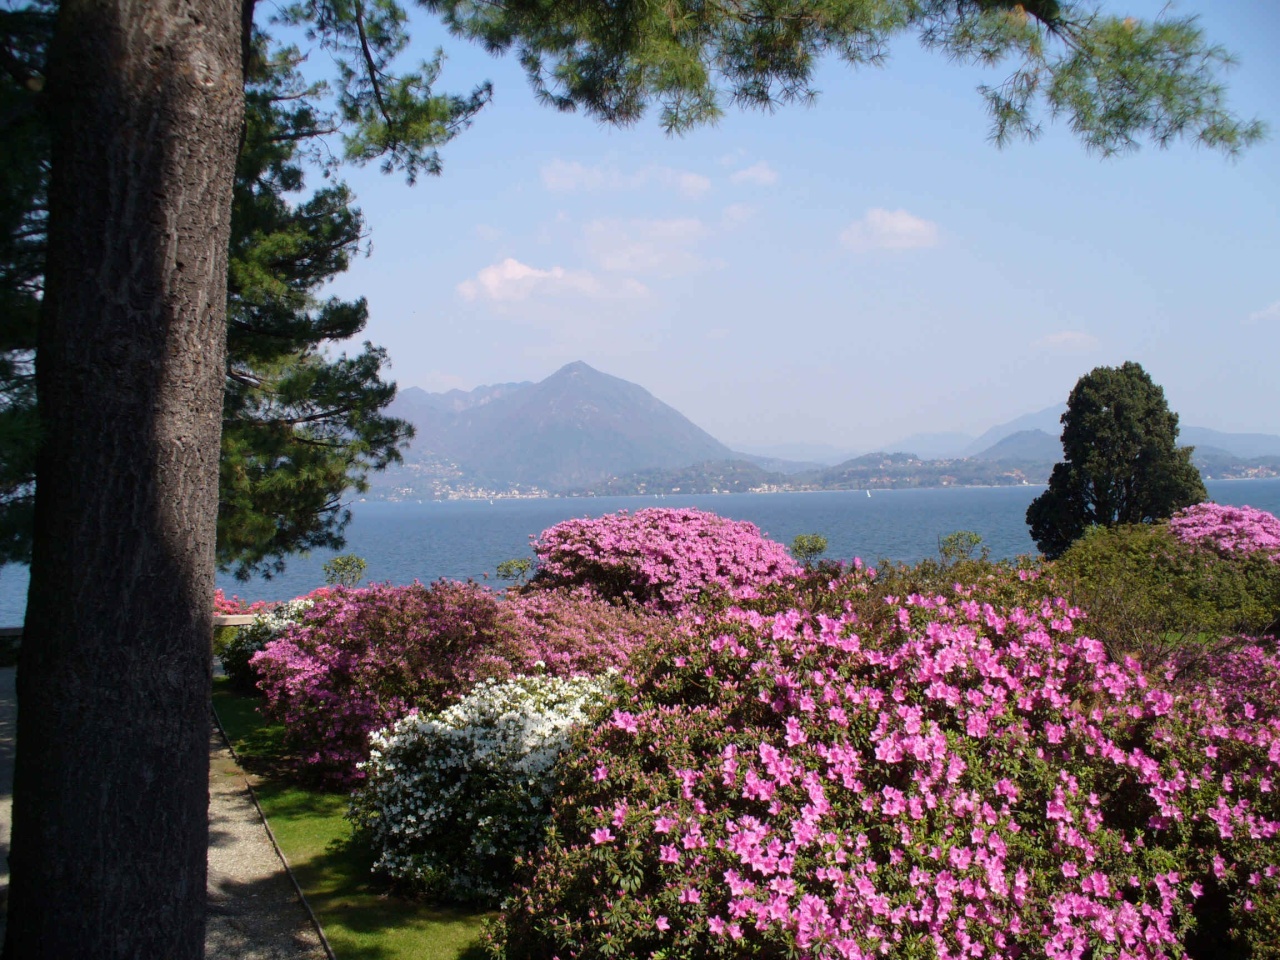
[3,478,1280,623]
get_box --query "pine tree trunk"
[4,0,245,956]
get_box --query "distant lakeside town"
[369,451,1280,503]
[367,362,1280,503]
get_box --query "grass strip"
[212,678,491,960]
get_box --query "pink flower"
[611,710,639,734]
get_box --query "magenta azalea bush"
[252,580,666,784]
[213,588,272,615]
[1170,502,1280,562]
[531,508,798,611]
[505,587,672,677]
[488,568,1280,959]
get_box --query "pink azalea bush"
[219,587,335,692]
[1170,502,1280,562]
[531,508,799,611]
[504,587,673,677]
[488,567,1280,959]
[213,588,272,615]
[252,580,666,784]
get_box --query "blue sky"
[302,1,1280,452]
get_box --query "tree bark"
[4,0,245,956]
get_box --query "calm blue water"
[3,479,1280,623]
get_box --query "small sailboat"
[866,489,871,498]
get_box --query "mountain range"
[369,362,1280,499]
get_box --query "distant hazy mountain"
[804,451,1045,489]
[730,442,857,465]
[1179,426,1280,459]
[571,459,783,496]
[880,431,974,460]
[971,429,1061,462]
[961,405,1065,457]
[371,368,1280,499]
[954,407,1280,462]
[405,381,533,414]
[384,362,733,491]
[736,453,828,475]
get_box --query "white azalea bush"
[219,594,323,691]
[349,672,614,904]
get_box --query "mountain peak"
[382,361,731,491]
[552,360,598,377]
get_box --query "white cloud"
[540,160,611,192]
[540,159,710,198]
[720,203,754,228]
[1036,330,1100,351]
[583,218,714,276]
[729,161,778,186]
[839,208,940,252]
[670,170,713,197]
[457,258,648,302]
[1247,300,1280,323]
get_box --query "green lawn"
[212,678,491,960]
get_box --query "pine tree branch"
[353,2,393,132]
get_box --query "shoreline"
[365,482,1054,504]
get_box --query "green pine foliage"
[217,33,418,579]
[0,0,49,567]
[1027,361,1207,559]
[0,22,430,580]
[429,0,1265,153]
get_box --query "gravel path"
[0,667,328,959]
[207,722,329,960]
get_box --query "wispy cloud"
[1247,300,1280,323]
[540,159,710,198]
[840,208,939,252]
[457,258,648,302]
[583,218,713,276]
[720,203,754,228]
[729,161,778,187]
[1036,330,1100,352]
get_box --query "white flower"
[348,673,616,903]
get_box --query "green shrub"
[324,553,368,588]
[789,533,828,567]
[496,558,532,583]
[1052,522,1280,674]
[868,532,1045,614]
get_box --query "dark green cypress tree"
[1027,361,1207,559]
